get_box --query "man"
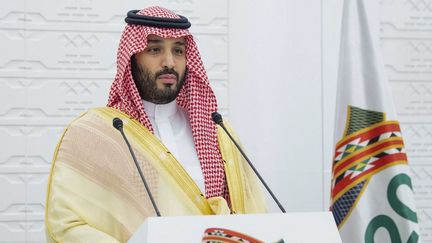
[45,6,266,242]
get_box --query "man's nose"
[162,52,175,69]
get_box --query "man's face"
[132,34,187,104]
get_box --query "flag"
[330,0,421,242]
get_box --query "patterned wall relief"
[391,82,432,120]
[403,124,432,160]
[411,165,432,240]
[381,0,432,241]
[0,0,228,242]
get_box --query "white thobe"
[142,100,206,193]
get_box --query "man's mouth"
[157,74,177,85]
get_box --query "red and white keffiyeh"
[107,6,227,199]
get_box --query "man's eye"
[174,48,185,55]
[147,47,160,53]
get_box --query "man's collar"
[142,99,178,120]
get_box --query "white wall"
[229,0,324,212]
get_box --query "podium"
[128,212,342,242]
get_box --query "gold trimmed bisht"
[45,107,267,242]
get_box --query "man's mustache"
[156,68,179,80]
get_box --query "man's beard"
[131,57,186,104]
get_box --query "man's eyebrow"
[147,39,162,44]
[146,39,185,46]
[174,41,185,46]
